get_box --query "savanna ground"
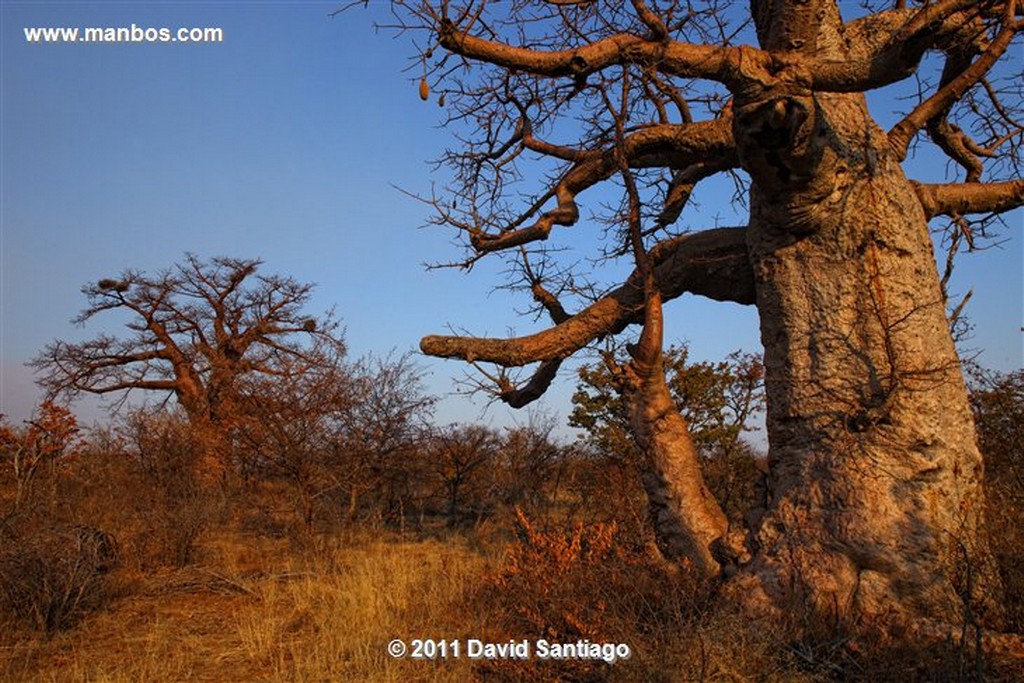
[1,369,1022,682]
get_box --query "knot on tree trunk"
[735,94,820,187]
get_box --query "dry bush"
[119,410,224,567]
[51,413,223,570]
[462,507,1019,682]
[971,369,1024,634]
[0,523,118,635]
[471,508,708,682]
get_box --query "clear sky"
[2,1,1021,435]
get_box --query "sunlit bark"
[391,0,1022,640]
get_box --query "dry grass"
[2,518,1022,682]
[233,535,490,682]
[2,430,1021,683]
[0,527,794,683]
[0,530,490,682]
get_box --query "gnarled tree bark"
[388,0,1022,642]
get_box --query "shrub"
[971,369,1024,632]
[0,524,118,635]
[472,508,706,681]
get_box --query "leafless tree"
[429,423,501,525]
[32,254,345,482]
[362,0,1023,642]
[231,343,354,532]
[496,410,567,514]
[334,352,436,525]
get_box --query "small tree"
[232,343,354,533]
[571,343,764,459]
[429,423,501,525]
[334,352,436,525]
[498,411,567,515]
[31,254,344,482]
[0,401,80,510]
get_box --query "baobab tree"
[368,0,1024,641]
[31,254,345,480]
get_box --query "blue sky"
[1,1,1021,435]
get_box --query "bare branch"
[630,0,668,42]
[520,250,572,325]
[913,179,1024,218]
[437,16,739,84]
[889,1,1019,164]
[421,226,753,367]
[468,116,736,253]
[499,359,564,408]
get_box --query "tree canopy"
[396,0,1021,375]
[570,343,764,458]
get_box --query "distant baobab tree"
[31,254,345,480]
[367,0,1024,646]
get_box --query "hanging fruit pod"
[419,78,430,101]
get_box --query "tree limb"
[913,179,1024,218]
[499,359,564,408]
[889,1,1018,163]
[438,17,739,84]
[469,117,736,253]
[421,226,753,367]
[70,379,181,395]
[812,0,995,92]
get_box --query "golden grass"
[2,519,1020,682]
[236,537,491,682]
[0,532,491,682]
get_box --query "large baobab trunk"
[733,87,999,628]
[178,389,230,489]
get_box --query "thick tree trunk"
[413,0,1013,640]
[178,393,228,490]
[733,89,1001,630]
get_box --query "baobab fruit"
[438,93,446,107]
[419,78,430,101]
